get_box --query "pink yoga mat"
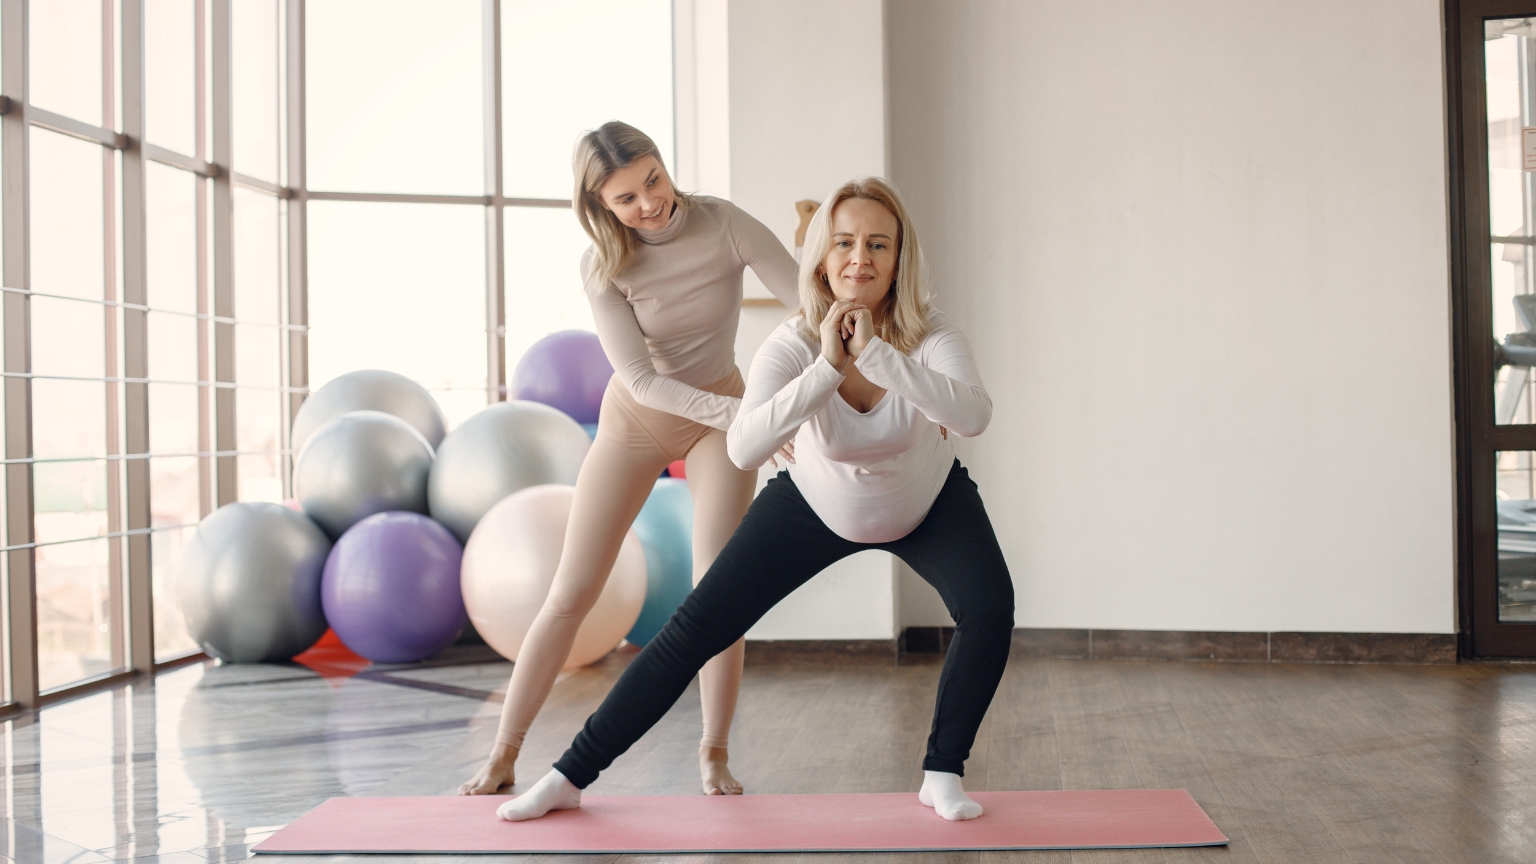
[253,790,1228,854]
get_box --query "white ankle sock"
[496,769,582,822]
[917,770,983,821]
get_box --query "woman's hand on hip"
[768,436,796,469]
[820,299,864,371]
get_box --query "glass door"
[1453,2,1536,658]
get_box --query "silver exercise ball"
[294,410,435,538]
[292,369,447,454]
[428,400,591,543]
[176,502,332,663]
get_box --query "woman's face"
[598,155,675,231]
[820,197,900,309]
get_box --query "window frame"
[0,0,666,711]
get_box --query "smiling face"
[597,154,676,232]
[819,196,900,311]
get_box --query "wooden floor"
[6,647,1534,862]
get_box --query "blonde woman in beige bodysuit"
[458,122,798,798]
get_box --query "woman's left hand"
[768,437,796,468]
[843,306,875,359]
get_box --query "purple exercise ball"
[511,330,613,424]
[321,511,467,664]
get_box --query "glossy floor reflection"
[0,645,520,864]
[2,646,1534,863]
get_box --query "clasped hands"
[767,300,876,470]
[819,298,874,372]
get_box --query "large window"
[2,0,291,708]
[1,0,676,711]
[303,0,673,424]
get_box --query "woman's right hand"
[820,299,864,371]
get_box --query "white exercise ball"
[427,400,590,543]
[461,484,646,668]
[292,369,447,454]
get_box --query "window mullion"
[211,0,236,506]
[483,0,505,405]
[1,0,39,710]
[120,0,155,675]
[284,0,307,495]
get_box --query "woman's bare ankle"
[457,743,520,795]
[699,745,742,795]
[489,741,520,766]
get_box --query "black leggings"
[553,459,1015,788]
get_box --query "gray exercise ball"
[292,370,447,454]
[294,410,434,538]
[176,502,332,663]
[428,400,590,543]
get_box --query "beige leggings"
[494,371,756,752]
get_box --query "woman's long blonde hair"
[798,177,931,354]
[572,121,691,295]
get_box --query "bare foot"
[457,743,518,795]
[497,770,581,821]
[918,770,983,821]
[700,745,743,795]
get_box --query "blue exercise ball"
[626,478,694,648]
[321,511,466,664]
[176,502,332,662]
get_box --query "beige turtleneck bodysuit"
[584,195,800,429]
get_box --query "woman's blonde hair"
[572,121,691,295]
[798,177,931,354]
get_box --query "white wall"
[676,0,900,640]
[886,0,1456,634]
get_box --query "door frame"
[1449,0,1536,659]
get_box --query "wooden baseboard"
[989,627,1455,665]
[743,639,898,665]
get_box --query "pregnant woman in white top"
[498,177,1015,823]
[458,122,798,798]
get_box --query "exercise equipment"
[427,401,590,543]
[294,411,435,538]
[459,484,646,668]
[321,511,466,664]
[625,478,694,648]
[292,369,448,453]
[256,790,1229,854]
[176,502,332,663]
[510,330,613,424]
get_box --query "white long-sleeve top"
[728,310,992,543]
[584,195,799,430]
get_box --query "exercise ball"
[321,511,466,664]
[626,478,694,648]
[292,369,447,453]
[511,330,613,424]
[295,410,434,538]
[176,502,332,662]
[461,484,646,668]
[427,401,590,543]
